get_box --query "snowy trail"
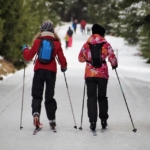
[0,23,150,150]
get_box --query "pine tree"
[0,17,4,43]
[84,0,118,33]
[49,0,73,22]
[139,1,150,62]
[0,0,37,68]
[0,0,61,68]
[112,0,150,62]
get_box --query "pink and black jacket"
[78,34,118,79]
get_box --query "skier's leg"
[45,70,57,122]
[86,78,98,130]
[31,69,45,127]
[66,41,68,49]
[31,70,44,115]
[97,78,109,127]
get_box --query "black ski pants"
[31,69,57,120]
[85,77,109,123]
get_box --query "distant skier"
[64,33,69,49]
[78,24,118,131]
[87,27,91,35]
[67,26,73,47]
[22,20,67,130]
[80,19,86,35]
[72,19,78,33]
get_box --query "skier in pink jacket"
[78,24,118,131]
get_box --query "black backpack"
[88,42,105,68]
[37,39,54,64]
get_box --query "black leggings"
[85,77,109,122]
[31,69,57,120]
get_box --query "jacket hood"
[87,34,106,45]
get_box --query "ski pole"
[115,69,137,132]
[63,72,77,129]
[55,57,77,128]
[79,82,86,130]
[20,61,26,129]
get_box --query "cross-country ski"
[91,130,97,136]
[51,127,57,133]
[33,127,43,135]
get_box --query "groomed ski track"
[0,23,150,150]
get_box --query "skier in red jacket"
[22,20,67,130]
[80,20,86,35]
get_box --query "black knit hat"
[92,24,106,36]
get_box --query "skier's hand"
[22,44,29,52]
[61,68,67,72]
[112,65,118,70]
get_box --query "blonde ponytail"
[53,32,61,41]
[32,32,41,45]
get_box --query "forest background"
[0,0,150,73]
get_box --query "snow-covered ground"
[0,23,150,150]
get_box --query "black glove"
[112,65,118,70]
[61,68,67,72]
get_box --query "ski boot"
[101,120,107,129]
[90,122,96,131]
[49,120,56,128]
[33,112,42,128]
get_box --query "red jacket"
[23,32,67,73]
[80,20,86,29]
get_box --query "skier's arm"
[106,43,118,68]
[57,43,67,69]
[23,40,39,61]
[78,44,87,63]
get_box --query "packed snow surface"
[0,23,150,150]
